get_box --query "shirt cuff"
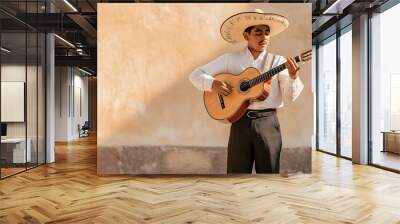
[289,76,304,101]
[204,76,215,92]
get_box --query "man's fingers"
[218,88,227,95]
[219,86,232,96]
[287,57,299,71]
[220,90,230,96]
[289,57,297,68]
[223,86,232,94]
[286,58,293,69]
[293,58,299,69]
[222,82,233,90]
[213,81,232,96]
[291,57,299,67]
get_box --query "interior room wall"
[88,77,97,132]
[1,65,38,139]
[55,67,89,141]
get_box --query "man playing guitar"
[189,9,307,175]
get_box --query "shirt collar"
[244,47,267,63]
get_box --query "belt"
[246,108,276,119]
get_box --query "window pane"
[1,31,27,177]
[27,31,38,169]
[371,3,400,171]
[340,28,352,158]
[38,32,45,165]
[0,1,46,179]
[318,36,337,154]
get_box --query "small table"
[1,138,32,164]
[381,131,400,154]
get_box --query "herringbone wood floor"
[1,135,400,224]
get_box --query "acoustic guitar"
[203,50,312,123]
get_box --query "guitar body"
[202,50,312,123]
[203,67,270,123]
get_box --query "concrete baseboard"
[97,146,311,174]
[280,147,312,174]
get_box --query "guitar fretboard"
[247,55,300,88]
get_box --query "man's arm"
[189,54,228,92]
[277,56,304,101]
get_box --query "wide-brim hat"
[220,9,290,43]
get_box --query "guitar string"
[247,55,301,88]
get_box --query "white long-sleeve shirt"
[189,47,304,110]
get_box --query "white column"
[45,1,55,163]
[46,33,55,163]
[352,14,369,164]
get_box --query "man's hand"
[286,57,300,80]
[212,80,232,96]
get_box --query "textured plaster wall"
[98,3,312,174]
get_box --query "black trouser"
[227,109,282,174]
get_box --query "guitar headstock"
[300,50,312,62]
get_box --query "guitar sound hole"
[240,81,250,92]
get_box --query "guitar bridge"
[218,94,225,109]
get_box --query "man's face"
[243,25,270,52]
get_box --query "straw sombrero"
[220,9,290,43]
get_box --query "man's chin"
[249,46,266,52]
[257,46,267,51]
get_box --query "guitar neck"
[248,55,301,88]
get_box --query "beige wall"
[98,3,312,149]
